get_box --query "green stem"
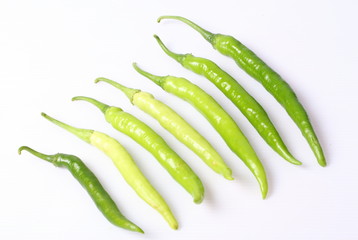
[18,146,55,163]
[95,77,139,103]
[41,112,93,143]
[72,96,110,114]
[153,35,186,64]
[132,63,165,87]
[157,16,214,43]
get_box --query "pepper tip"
[225,175,234,181]
[135,227,144,234]
[171,223,179,230]
[261,191,268,200]
[193,195,204,204]
[319,161,327,167]
[290,159,303,166]
[223,169,234,180]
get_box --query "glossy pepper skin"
[95,78,233,184]
[72,96,204,203]
[41,113,178,230]
[133,63,268,198]
[154,35,300,168]
[18,146,143,233]
[158,16,325,167]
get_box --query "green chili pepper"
[95,78,233,184]
[72,96,205,203]
[18,146,143,233]
[41,113,178,229]
[154,35,300,168]
[158,16,325,167]
[133,63,268,198]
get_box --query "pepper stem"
[153,35,186,64]
[132,63,165,87]
[95,77,140,103]
[157,16,215,43]
[72,96,110,114]
[18,146,55,163]
[41,112,93,143]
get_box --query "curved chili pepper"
[18,146,143,233]
[72,96,205,203]
[95,78,233,184]
[133,63,269,198]
[158,16,326,167]
[41,113,178,229]
[154,35,300,169]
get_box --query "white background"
[1,0,357,239]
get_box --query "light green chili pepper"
[72,96,204,203]
[133,63,268,199]
[154,35,301,167]
[95,78,233,182]
[158,15,325,167]
[41,112,178,229]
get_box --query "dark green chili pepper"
[72,96,205,203]
[18,146,143,233]
[158,16,326,167]
[41,113,178,229]
[133,63,268,198]
[154,35,301,167]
